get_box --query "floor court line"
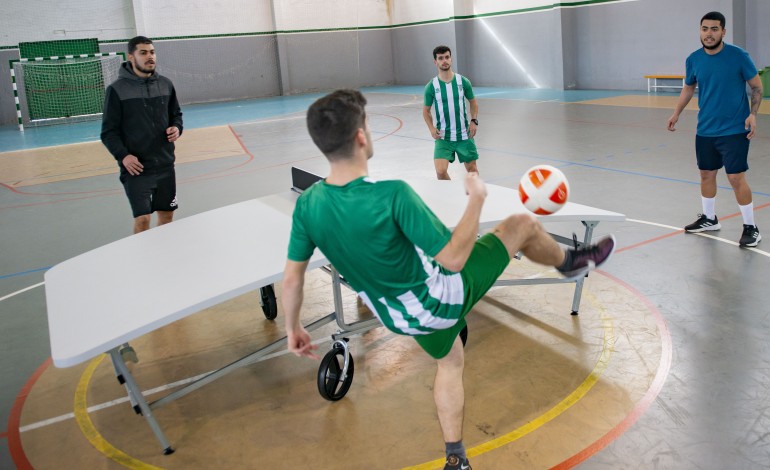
[551,271,673,469]
[6,358,50,470]
[4,121,767,466]
[0,282,44,302]
[73,277,623,469]
[5,211,756,466]
[377,132,770,198]
[0,268,49,281]
[405,289,618,470]
[51,209,699,466]
[73,356,163,470]
[0,113,401,205]
[19,337,334,433]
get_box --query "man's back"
[288,177,468,335]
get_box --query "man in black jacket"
[101,36,184,233]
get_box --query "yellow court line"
[74,355,164,470]
[403,292,615,470]
[72,292,615,470]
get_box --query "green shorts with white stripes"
[413,233,510,359]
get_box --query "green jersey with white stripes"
[287,177,468,336]
[424,73,476,142]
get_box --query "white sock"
[740,202,755,226]
[702,197,716,219]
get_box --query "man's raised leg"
[491,213,615,278]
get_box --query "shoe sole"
[561,234,617,281]
[684,224,721,233]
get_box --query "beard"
[133,62,156,74]
[701,36,723,50]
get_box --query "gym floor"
[1,87,769,469]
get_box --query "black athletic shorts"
[119,167,178,218]
[695,133,750,174]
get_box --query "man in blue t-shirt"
[668,11,764,247]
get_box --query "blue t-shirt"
[685,43,758,137]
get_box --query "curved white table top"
[45,179,624,367]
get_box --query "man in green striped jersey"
[282,90,615,469]
[423,45,480,181]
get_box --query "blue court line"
[0,93,325,153]
[383,131,770,198]
[0,267,50,280]
[479,145,770,198]
[363,85,659,102]
[0,87,659,153]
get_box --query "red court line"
[0,115,404,210]
[0,179,123,197]
[2,114,406,464]
[8,109,755,466]
[369,112,404,140]
[618,201,770,253]
[7,357,52,470]
[551,201,770,467]
[551,271,673,469]
[615,230,682,253]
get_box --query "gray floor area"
[2,89,770,468]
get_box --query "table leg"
[108,348,174,455]
[569,221,599,315]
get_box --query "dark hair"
[701,11,725,28]
[433,45,451,59]
[306,89,367,160]
[128,36,153,54]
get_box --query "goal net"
[10,38,123,131]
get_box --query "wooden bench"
[644,74,685,93]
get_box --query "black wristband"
[471,118,479,125]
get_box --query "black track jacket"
[101,62,183,174]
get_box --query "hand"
[122,154,144,176]
[463,172,487,200]
[430,126,441,140]
[468,122,477,138]
[745,114,757,139]
[166,126,180,142]
[287,328,319,360]
[667,114,678,132]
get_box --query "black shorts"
[120,168,178,218]
[695,133,750,174]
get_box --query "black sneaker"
[684,214,721,233]
[557,235,616,280]
[444,454,472,470]
[739,224,761,247]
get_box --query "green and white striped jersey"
[424,73,476,142]
[287,177,468,336]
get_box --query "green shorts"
[413,233,510,359]
[434,138,479,163]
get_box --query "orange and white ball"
[518,165,570,215]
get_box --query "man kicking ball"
[282,89,615,469]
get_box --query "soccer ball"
[518,165,570,215]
